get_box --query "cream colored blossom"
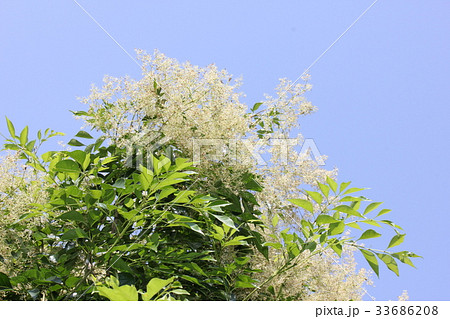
[398,290,409,301]
[0,152,48,276]
[79,50,372,300]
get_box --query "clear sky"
[1,0,449,301]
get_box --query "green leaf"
[186,222,204,235]
[65,277,80,288]
[387,234,406,249]
[364,202,383,215]
[3,143,20,151]
[317,182,330,197]
[288,198,314,213]
[340,196,365,202]
[360,249,379,277]
[61,228,88,240]
[75,130,94,139]
[157,187,177,201]
[328,221,345,235]
[326,176,337,193]
[251,102,263,112]
[315,214,337,225]
[333,205,363,217]
[139,165,154,190]
[5,116,16,138]
[58,211,85,223]
[142,277,175,301]
[359,219,381,227]
[358,229,382,240]
[272,214,279,227]
[70,110,89,116]
[379,220,403,230]
[376,209,391,217]
[331,244,343,257]
[244,174,263,192]
[68,138,85,147]
[0,272,12,290]
[112,178,126,189]
[26,140,36,152]
[90,189,103,199]
[170,289,190,296]
[55,159,81,174]
[306,191,323,204]
[343,187,366,195]
[211,214,237,230]
[110,256,133,273]
[377,253,399,276]
[391,251,416,268]
[235,275,258,288]
[224,236,252,247]
[339,181,352,193]
[19,126,29,145]
[69,150,87,167]
[97,278,138,301]
[346,222,362,230]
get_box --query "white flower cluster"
[0,152,48,275]
[245,245,372,301]
[79,51,370,300]
[80,50,330,193]
[82,50,248,150]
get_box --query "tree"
[0,51,419,300]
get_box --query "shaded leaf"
[0,272,12,290]
[328,221,345,235]
[68,138,85,147]
[377,253,399,276]
[75,130,94,139]
[58,211,85,223]
[61,228,88,240]
[360,249,379,277]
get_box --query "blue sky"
[1,1,449,300]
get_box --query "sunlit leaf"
[364,202,383,215]
[326,176,337,193]
[288,198,313,213]
[358,229,382,240]
[387,234,406,249]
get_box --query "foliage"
[240,177,419,300]
[0,52,420,300]
[95,276,189,301]
[0,123,265,300]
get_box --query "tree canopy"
[0,51,419,301]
